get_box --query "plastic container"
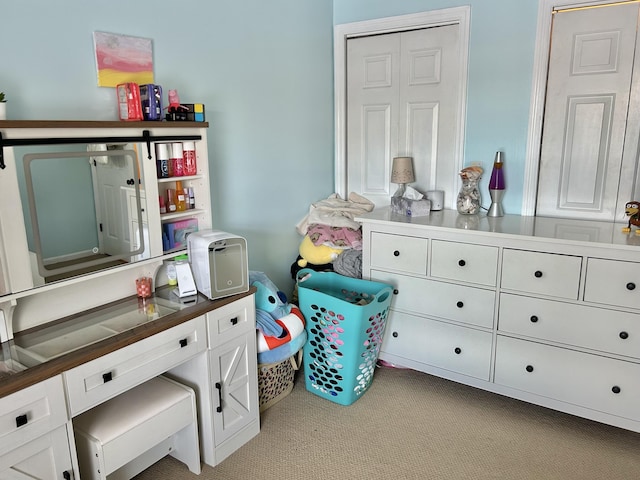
[296,269,393,406]
[183,141,197,176]
[155,143,170,178]
[171,142,185,177]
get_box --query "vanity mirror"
[16,143,148,285]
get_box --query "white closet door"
[536,3,639,220]
[346,25,460,208]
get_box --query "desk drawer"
[501,249,582,299]
[495,335,640,421]
[431,240,498,286]
[499,293,640,359]
[370,232,427,275]
[65,316,206,416]
[381,311,492,381]
[584,258,640,310]
[207,295,255,348]
[0,375,67,456]
[371,270,495,329]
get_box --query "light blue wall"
[1,0,334,293]
[2,1,542,294]
[334,0,539,215]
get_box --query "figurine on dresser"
[622,201,640,235]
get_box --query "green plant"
[0,92,5,102]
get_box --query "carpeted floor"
[135,366,640,479]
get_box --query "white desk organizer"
[73,375,201,479]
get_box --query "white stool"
[73,375,201,480]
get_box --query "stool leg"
[170,421,201,474]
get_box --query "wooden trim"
[0,120,208,129]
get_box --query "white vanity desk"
[358,207,640,434]
[0,121,259,478]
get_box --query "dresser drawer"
[381,311,492,380]
[431,240,498,286]
[495,335,640,421]
[207,294,255,348]
[498,293,640,359]
[371,270,494,329]
[584,258,640,310]
[501,249,582,299]
[370,232,427,275]
[64,316,206,416]
[0,375,67,456]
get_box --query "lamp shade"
[391,157,415,184]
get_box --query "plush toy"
[249,271,306,364]
[297,234,342,268]
[622,201,640,235]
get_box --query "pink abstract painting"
[93,32,154,87]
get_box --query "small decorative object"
[487,151,505,217]
[457,165,483,215]
[390,156,415,197]
[622,201,640,235]
[135,276,152,298]
[0,92,6,120]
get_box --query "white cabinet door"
[0,425,74,480]
[536,2,640,220]
[210,333,259,450]
[346,25,461,208]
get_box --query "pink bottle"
[183,141,197,176]
[171,142,185,177]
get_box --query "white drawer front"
[371,270,495,329]
[431,240,498,286]
[207,295,255,348]
[499,293,640,359]
[65,316,206,416]
[495,335,640,421]
[501,249,582,299]
[0,375,67,456]
[381,311,492,380]
[370,232,427,275]
[584,258,640,310]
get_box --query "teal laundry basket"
[296,269,393,406]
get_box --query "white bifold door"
[536,2,640,221]
[346,25,461,208]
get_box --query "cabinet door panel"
[210,334,259,448]
[0,425,74,480]
[382,311,492,380]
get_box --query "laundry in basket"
[296,268,393,406]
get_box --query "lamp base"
[487,189,504,217]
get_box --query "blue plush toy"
[249,271,306,364]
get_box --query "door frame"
[333,7,470,198]
[522,0,628,216]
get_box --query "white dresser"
[358,207,640,432]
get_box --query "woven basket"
[258,349,303,412]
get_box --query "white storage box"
[73,376,200,480]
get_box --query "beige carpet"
[135,366,640,480]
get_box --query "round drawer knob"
[612,385,621,394]
[393,289,399,295]
[392,331,398,338]
[626,282,636,291]
[456,301,464,308]
[525,365,534,373]
[619,331,629,340]
[454,347,462,354]
[393,250,400,257]
[530,315,539,323]
[458,259,466,267]
[534,270,543,278]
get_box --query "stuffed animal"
[622,201,640,235]
[297,234,342,268]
